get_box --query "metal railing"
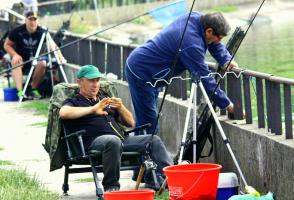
[50,32,294,139]
[0,19,292,139]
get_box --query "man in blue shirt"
[125,12,238,135]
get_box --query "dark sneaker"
[31,89,42,99]
[104,186,120,192]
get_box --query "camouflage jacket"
[43,81,118,171]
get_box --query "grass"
[155,191,169,200]
[75,177,94,182]
[133,15,153,25]
[0,147,59,200]
[20,100,49,127]
[0,169,60,200]
[206,5,239,13]
[30,121,48,128]
[0,147,14,166]
[0,160,14,166]
[21,100,49,117]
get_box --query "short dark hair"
[202,12,231,36]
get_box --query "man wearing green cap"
[59,65,173,192]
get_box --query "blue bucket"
[3,88,19,101]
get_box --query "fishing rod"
[152,0,197,139]
[0,1,177,76]
[212,0,267,96]
[0,15,144,76]
[155,0,266,137]
[138,0,198,191]
[194,0,266,130]
[158,0,267,195]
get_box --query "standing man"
[59,65,173,191]
[4,11,64,100]
[125,12,238,135]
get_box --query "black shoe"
[104,186,120,192]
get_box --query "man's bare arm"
[59,98,110,119]
[4,38,23,65]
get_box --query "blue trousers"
[125,65,160,135]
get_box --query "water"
[233,16,294,79]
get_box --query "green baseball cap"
[77,65,102,79]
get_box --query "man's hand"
[227,102,235,120]
[109,97,123,110]
[227,102,234,114]
[109,97,135,127]
[223,60,239,71]
[11,54,23,66]
[92,98,110,115]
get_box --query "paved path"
[0,89,139,199]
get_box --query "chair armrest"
[124,123,151,135]
[62,129,87,159]
[61,129,86,140]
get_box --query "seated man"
[59,65,173,192]
[4,11,64,100]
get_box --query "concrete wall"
[213,120,294,200]
[113,80,294,200]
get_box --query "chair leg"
[150,166,160,190]
[62,164,69,195]
[89,157,104,199]
[144,156,160,190]
[135,165,145,190]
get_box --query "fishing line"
[0,4,164,75]
[146,70,247,87]
[154,0,198,135]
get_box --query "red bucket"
[104,189,155,200]
[163,163,222,200]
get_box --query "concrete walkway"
[0,89,139,199]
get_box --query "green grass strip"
[0,160,14,165]
[0,169,59,200]
[75,177,94,183]
[30,121,48,127]
[207,5,238,13]
[21,100,49,117]
[155,190,169,200]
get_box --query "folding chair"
[61,125,150,199]
[44,81,157,200]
